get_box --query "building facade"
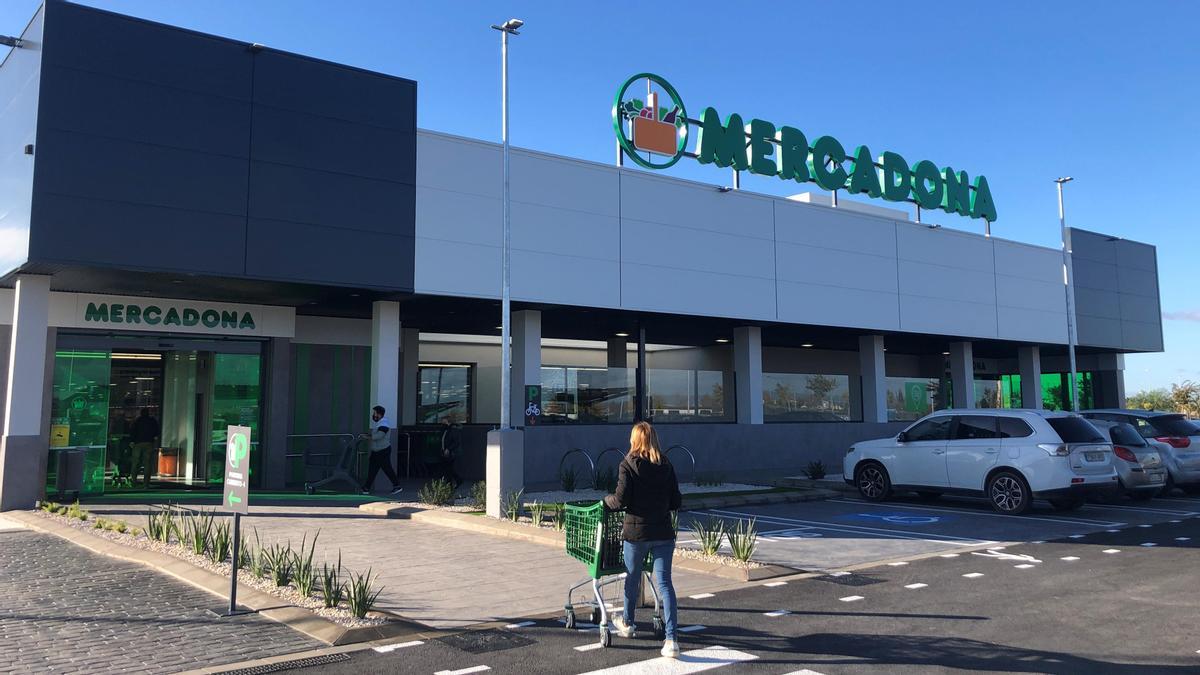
[0,1,1163,508]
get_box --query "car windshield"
[1047,417,1106,443]
[1108,424,1147,447]
[1151,415,1200,437]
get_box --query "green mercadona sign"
[84,302,256,330]
[613,73,997,223]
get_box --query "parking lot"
[686,492,1200,571]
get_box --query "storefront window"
[884,376,952,422]
[419,363,472,423]
[648,368,732,423]
[48,351,112,495]
[209,354,262,487]
[540,366,634,424]
[763,373,857,422]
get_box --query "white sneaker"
[661,639,680,658]
[611,615,636,638]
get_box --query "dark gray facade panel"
[1070,229,1118,265]
[1115,239,1158,272]
[1074,287,1121,320]
[1071,228,1163,352]
[252,51,416,130]
[1116,266,1160,298]
[41,1,253,99]
[1118,292,1161,325]
[247,161,415,234]
[32,194,247,275]
[37,64,252,157]
[0,6,43,278]
[1072,259,1119,292]
[246,218,415,287]
[250,105,415,183]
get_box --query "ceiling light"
[715,338,729,343]
[801,343,814,348]
[942,351,951,356]
[615,332,629,338]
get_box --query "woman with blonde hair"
[603,421,683,657]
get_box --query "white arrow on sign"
[971,548,1042,564]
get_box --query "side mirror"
[897,432,909,443]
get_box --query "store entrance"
[49,337,264,495]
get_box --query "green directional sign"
[223,425,251,515]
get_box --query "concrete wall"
[1071,228,1163,352]
[0,5,42,278]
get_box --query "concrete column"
[1,275,52,511]
[511,310,541,428]
[606,337,627,369]
[949,341,974,409]
[369,301,400,430]
[400,327,419,426]
[1018,345,1043,409]
[262,337,291,490]
[635,326,647,421]
[734,326,763,424]
[858,335,887,423]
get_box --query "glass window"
[954,415,999,440]
[1148,415,1200,437]
[998,417,1034,438]
[1108,423,1147,447]
[906,416,954,442]
[973,378,1011,409]
[540,366,634,424]
[209,353,262,487]
[1042,372,1095,411]
[1047,416,1106,443]
[419,364,472,423]
[884,377,951,422]
[764,373,857,422]
[48,350,112,495]
[648,368,732,423]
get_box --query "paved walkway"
[0,528,318,675]
[85,503,738,629]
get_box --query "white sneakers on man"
[661,639,680,658]
[611,615,636,638]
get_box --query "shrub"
[39,501,60,513]
[469,481,487,511]
[248,530,268,580]
[802,460,827,480]
[594,467,618,494]
[92,518,106,529]
[502,489,524,522]
[691,518,725,556]
[146,505,176,543]
[183,509,214,556]
[294,531,319,598]
[346,568,384,619]
[559,466,578,492]
[66,501,89,521]
[696,472,726,487]
[263,541,295,587]
[417,478,455,506]
[528,501,547,526]
[208,520,231,564]
[114,521,128,534]
[728,518,758,562]
[551,504,566,531]
[321,552,345,609]
[670,510,679,534]
[239,531,251,569]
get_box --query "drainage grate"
[437,629,535,654]
[814,573,885,587]
[224,653,351,675]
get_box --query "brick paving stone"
[0,530,318,674]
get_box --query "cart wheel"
[599,627,611,648]
[564,607,576,630]
[653,615,665,640]
[591,607,603,625]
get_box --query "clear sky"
[3,1,1197,394]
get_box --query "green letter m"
[696,107,748,170]
[84,303,109,323]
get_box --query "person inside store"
[360,405,403,496]
[129,407,160,488]
[439,417,463,489]
[603,421,682,658]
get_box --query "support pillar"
[734,327,763,424]
[489,310,537,518]
[858,335,887,423]
[369,300,400,436]
[400,327,419,426]
[949,341,974,409]
[511,310,541,428]
[1018,345,1043,410]
[606,337,627,369]
[636,326,647,421]
[1,275,51,511]
[262,337,291,490]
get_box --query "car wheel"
[987,471,1032,514]
[856,463,892,502]
[915,491,943,501]
[1049,496,1085,511]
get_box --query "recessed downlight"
[715,338,730,343]
[801,343,814,348]
[615,332,629,337]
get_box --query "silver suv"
[1082,409,1200,495]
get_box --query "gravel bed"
[31,509,389,628]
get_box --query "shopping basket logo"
[612,73,688,170]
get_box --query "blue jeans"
[622,539,678,640]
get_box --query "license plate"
[1085,451,1105,462]
[1149,473,1165,483]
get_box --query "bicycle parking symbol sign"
[524,385,542,426]
[223,425,251,514]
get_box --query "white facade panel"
[775,242,898,294]
[415,237,498,298]
[510,249,620,308]
[777,281,901,331]
[900,295,998,337]
[773,203,897,258]
[511,202,620,262]
[416,186,499,246]
[621,262,775,320]
[993,241,1063,285]
[622,218,775,282]
[898,260,997,306]
[995,275,1066,314]
[511,152,619,217]
[416,133,500,198]
[996,306,1069,344]
[896,224,995,270]
[619,172,775,240]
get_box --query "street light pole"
[1056,176,1079,411]
[492,18,523,430]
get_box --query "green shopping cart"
[562,500,663,648]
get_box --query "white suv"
[843,409,1118,514]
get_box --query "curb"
[6,510,428,647]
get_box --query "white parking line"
[839,595,864,602]
[764,609,791,617]
[436,667,490,675]
[1169,520,1182,523]
[576,645,759,675]
[1014,564,1035,569]
[504,621,535,629]
[1081,503,1198,516]
[1137,524,1153,528]
[689,593,715,600]
[1176,537,1191,541]
[763,581,788,587]
[830,498,1124,527]
[904,583,928,589]
[679,625,706,632]
[1068,534,1085,539]
[372,640,423,653]
[575,643,604,652]
[1140,542,1157,547]
[701,509,994,546]
[887,561,909,566]
[1061,556,1080,561]
[779,671,830,675]
[962,573,984,578]
[1106,529,1121,533]
[1103,549,1121,554]
[939,553,960,558]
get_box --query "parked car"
[1081,409,1200,495]
[1087,420,1166,500]
[844,409,1118,514]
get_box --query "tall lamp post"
[492,18,522,430]
[1056,176,1079,411]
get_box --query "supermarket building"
[0,1,1164,509]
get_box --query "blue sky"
[3,1,1197,393]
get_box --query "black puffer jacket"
[603,455,682,542]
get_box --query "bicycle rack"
[666,444,697,482]
[557,447,596,490]
[592,447,625,490]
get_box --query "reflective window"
[998,417,1034,438]
[540,366,634,424]
[764,373,857,422]
[648,369,732,423]
[885,377,951,422]
[1108,423,1147,447]
[954,415,999,440]
[906,416,954,442]
[419,364,472,423]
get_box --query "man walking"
[360,405,403,495]
[130,407,160,488]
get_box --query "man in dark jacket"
[129,408,160,487]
